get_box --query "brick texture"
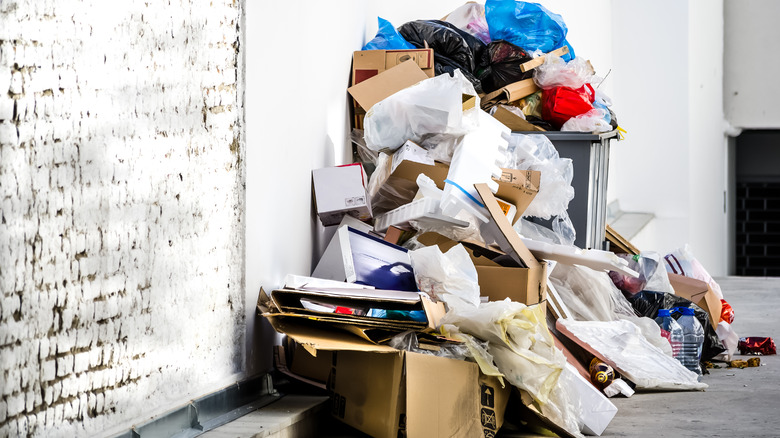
[0,1,245,436]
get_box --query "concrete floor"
[204,276,780,438]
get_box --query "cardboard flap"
[264,314,397,354]
[347,60,428,110]
[605,224,640,255]
[474,183,541,270]
[667,273,722,327]
[494,169,541,224]
[481,78,539,108]
[492,106,546,132]
[519,46,570,73]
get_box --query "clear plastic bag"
[408,243,481,310]
[504,134,574,219]
[609,252,675,295]
[388,330,471,359]
[443,2,491,44]
[550,263,673,356]
[350,128,379,165]
[362,17,415,50]
[560,108,612,133]
[363,69,479,153]
[533,55,594,89]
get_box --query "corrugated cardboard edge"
[347,60,429,111]
[605,224,640,255]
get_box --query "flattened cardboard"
[481,78,540,109]
[351,48,434,86]
[492,105,546,132]
[605,224,640,255]
[347,60,429,111]
[667,273,723,327]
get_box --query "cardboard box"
[266,319,510,438]
[667,273,723,327]
[312,163,371,226]
[351,48,434,87]
[492,105,546,132]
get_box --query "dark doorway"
[735,130,780,276]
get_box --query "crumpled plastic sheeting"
[409,244,481,310]
[440,324,505,384]
[558,319,708,391]
[534,55,594,90]
[550,264,674,357]
[363,69,479,153]
[442,300,584,437]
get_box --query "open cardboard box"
[667,272,723,327]
[415,175,546,306]
[263,315,510,438]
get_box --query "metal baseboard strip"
[111,373,281,438]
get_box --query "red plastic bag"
[541,83,595,128]
[720,299,734,324]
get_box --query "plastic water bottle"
[655,309,683,361]
[675,307,705,375]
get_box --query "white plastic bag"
[408,243,480,310]
[363,69,479,152]
[443,2,490,44]
[533,55,594,90]
[561,108,611,133]
[664,244,724,300]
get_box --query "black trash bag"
[626,291,725,362]
[476,40,534,94]
[398,20,486,93]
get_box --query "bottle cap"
[680,307,695,316]
[658,309,670,317]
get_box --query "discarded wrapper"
[738,337,776,356]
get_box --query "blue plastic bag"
[363,17,415,50]
[485,1,573,60]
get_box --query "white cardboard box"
[312,163,372,226]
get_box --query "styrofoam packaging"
[440,109,510,222]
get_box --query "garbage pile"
[258,2,767,437]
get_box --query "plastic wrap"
[363,69,478,153]
[408,243,480,310]
[714,321,739,361]
[443,301,583,437]
[549,263,673,356]
[366,153,421,215]
[504,134,574,219]
[440,324,505,383]
[362,17,415,50]
[350,128,379,166]
[477,40,534,94]
[558,319,707,391]
[388,330,472,360]
[609,251,675,295]
[398,20,486,92]
[442,2,491,44]
[533,55,594,90]
[560,108,612,133]
[485,0,573,61]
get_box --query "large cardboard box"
[266,319,510,438]
[667,272,723,327]
[312,163,372,226]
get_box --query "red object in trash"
[738,337,776,355]
[541,84,595,129]
[720,299,735,324]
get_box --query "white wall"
[608,0,728,275]
[724,0,780,129]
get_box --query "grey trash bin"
[511,130,618,250]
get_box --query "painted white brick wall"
[0,0,246,436]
